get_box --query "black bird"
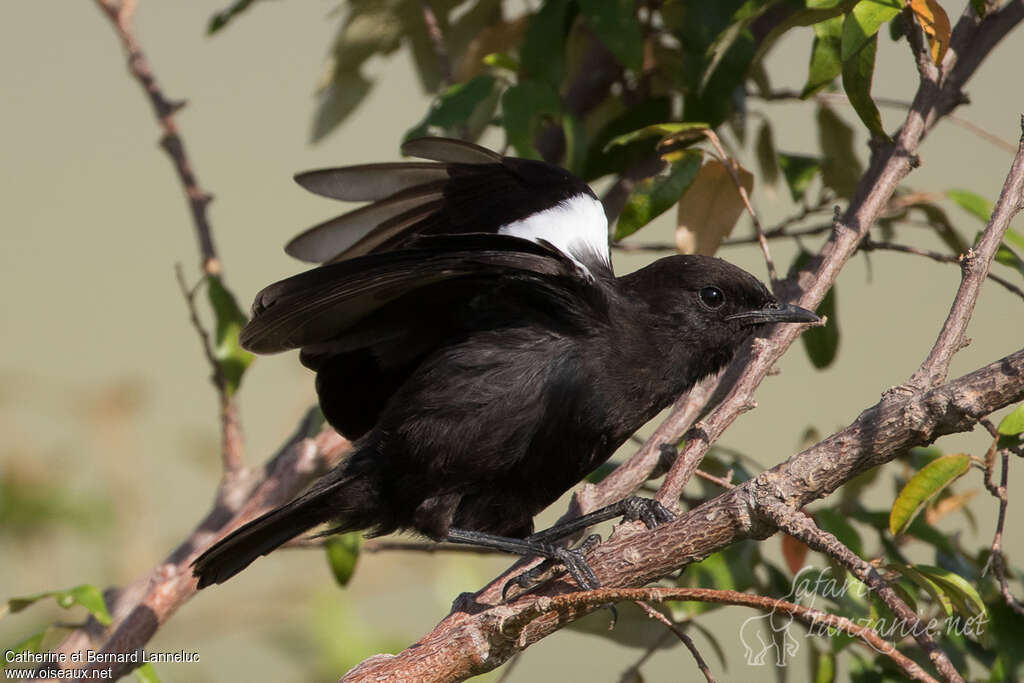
[192,138,818,590]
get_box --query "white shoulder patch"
[497,194,610,275]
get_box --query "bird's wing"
[240,234,594,355]
[243,233,606,441]
[285,137,611,277]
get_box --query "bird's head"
[620,254,819,375]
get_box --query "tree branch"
[342,347,1024,680]
[910,115,1024,388]
[93,0,219,276]
[92,0,246,474]
[759,503,961,682]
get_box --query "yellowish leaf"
[675,160,754,255]
[910,0,951,65]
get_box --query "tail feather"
[193,471,360,589]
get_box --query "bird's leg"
[525,496,675,545]
[500,498,674,598]
[444,528,602,592]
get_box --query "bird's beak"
[726,302,821,326]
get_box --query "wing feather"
[285,138,611,276]
[284,182,446,262]
[400,137,501,164]
[294,163,448,202]
[242,235,581,354]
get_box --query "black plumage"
[192,139,818,590]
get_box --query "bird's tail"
[192,464,377,589]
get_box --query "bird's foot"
[502,534,602,600]
[620,497,675,529]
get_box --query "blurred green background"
[1,1,1023,681]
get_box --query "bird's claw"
[501,534,603,600]
[621,497,675,529]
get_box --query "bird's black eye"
[699,286,725,309]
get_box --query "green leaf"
[777,154,822,202]
[909,202,969,255]
[998,403,1024,436]
[913,565,988,622]
[791,250,839,368]
[501,81,561,159]
[207,0,262,34]
[312,71,373,143]
[812,649,837,683]
[5,585,112,626]
[483,52,519,71]
[841,29,889,140]
[889,454,971,536]
[817,104,863,199]
[688,620,729,668]
[404,75,499,141]
[2,628,48,669]
[894,563,953,616]
[135,663,161,683]
[584,97,671,181]
[841,0,901,61]
[578,0,643,72]
[701,0,777,92]
[995,242,1024,278]
[615,151,703,240]
[751,1,858,68]
[207,275,254,397]
[521,0,576,86]
[1005,226,1024,251]
[310,2,409,141]
[802,14,844,97]
[603,122,710,152]
[946,188,992,223]
[802,272,835,368]
[754,120,779,188]
[324,532,362,587]
[563,113,588,178]
[815,508,862,558]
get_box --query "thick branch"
[343,348,1024,681]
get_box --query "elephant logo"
[739,604,801,666]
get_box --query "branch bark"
[343,347,1024,681]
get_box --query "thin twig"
[760,502,963,683]
[504,587,938,683]
[420,0,453,88]
[94,0,245,473]
[702,129,778,283]
[756,90,1019,155]
[494,653,522,683]
[634,602,715,683]
[174,264,221,387]
[93,0,219,275]
[981,434,1024,615]
[618,630,675,682]
[860,237,1024,301]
